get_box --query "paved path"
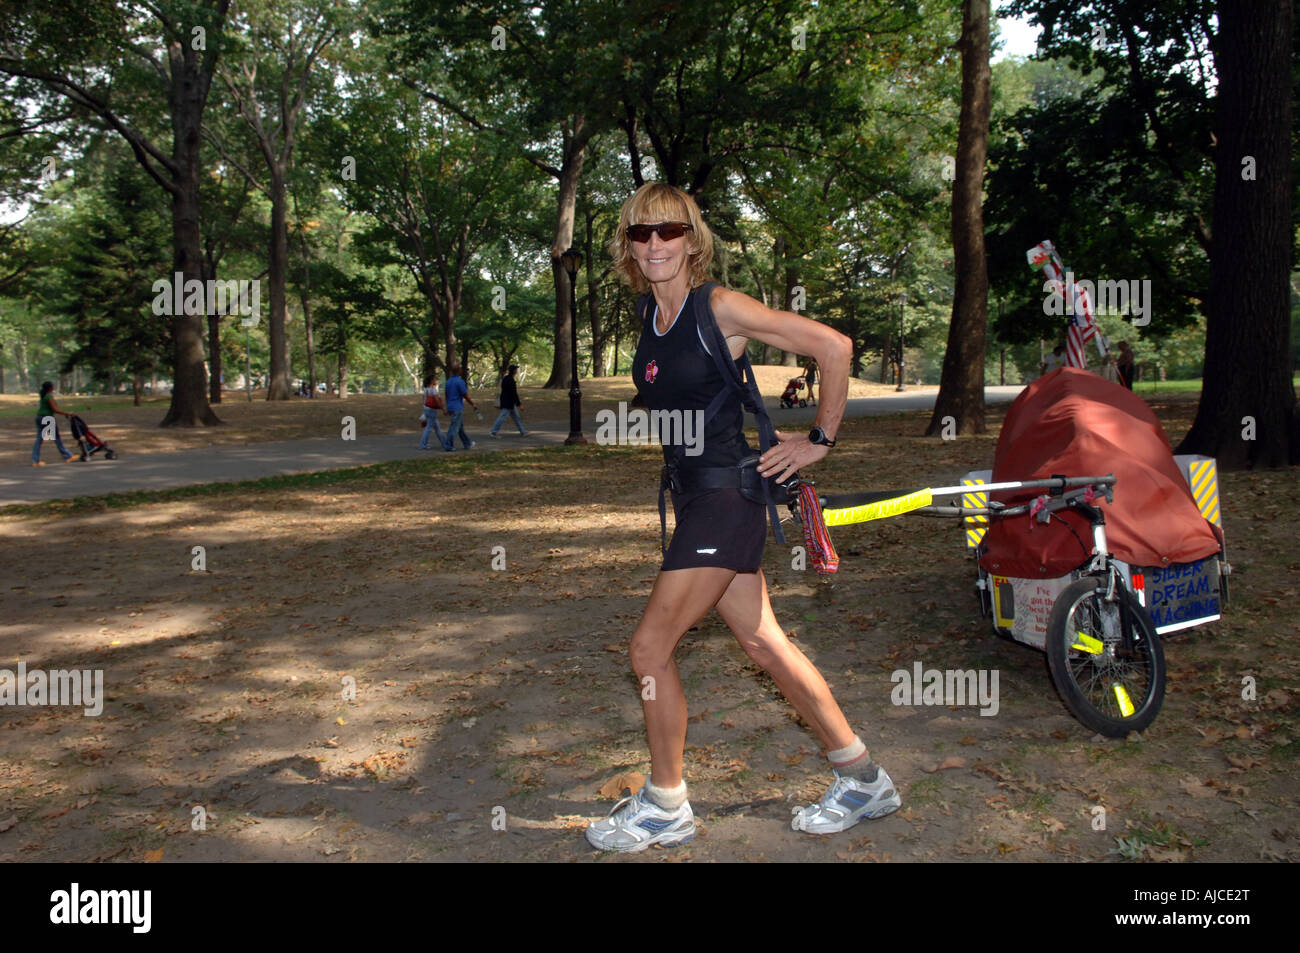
[1,386,1024,506]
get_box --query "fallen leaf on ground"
[1226,754,1265,772]
[1179,777,1217,799]
[1146,846,1186,863]
[923,756,967,773]
[598,771,645,799]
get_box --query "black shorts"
[662,488,766,572]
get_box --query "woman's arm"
[709,285,852,482]
[48,397,68,416]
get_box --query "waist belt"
[657,457,787,554]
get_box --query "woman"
[418,375,445,451]
[1116,341,1136,390]
[586,183,899,853]
[488,364,527,437]
[32,381,76,465]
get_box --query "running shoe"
[790,766,901,834]
[585,788,695,853]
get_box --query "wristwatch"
[808,426,837,448]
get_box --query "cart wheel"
[799,399,807,408]
[1046,576,1165,737]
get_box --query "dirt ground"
[0,394,1295,863]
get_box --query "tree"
[927,0,991,436]
[35,146,172,402]
[1178,0,1296,466]
[310,262,387,398]
[325,72,541,378]
[385,0,632,389]
[0,0,233,425]
[210,0,338,400]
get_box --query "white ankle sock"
[828,736,867,765]
[644,779,687,811]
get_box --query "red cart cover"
[979,368,1221,577]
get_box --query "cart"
[801,369,1229,736]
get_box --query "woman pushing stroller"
[31,381,76,465]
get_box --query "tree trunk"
[159,35,223,428]
[133,373,142,406]
[613,300,621,377]
[299,287,316,396]
[1177,0,1296,467]
[544,116,589,388]
[443,302,459,374]
[422,334,440,381]
[337,340,348,399]
[160,151,221,425]
[266,168,292,400]
[927,0,991,437]
[781,263,799,366]
[208,313,223,402]
[586,248,603,378]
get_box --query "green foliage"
[24,145,172,389]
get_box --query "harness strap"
[657,460,766,553]
[641,286,790,554]
[691,286,788,545]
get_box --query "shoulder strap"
[690,282,787,543]
[691,283,778,453]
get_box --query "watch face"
[809,427,835,446]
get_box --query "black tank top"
[632,287,752,469]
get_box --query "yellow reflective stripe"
[823,488,935,526]
[1071,632,1104,655]
[1113,684,1135,718]
[1189,459,1221,527]
[962,478,987,548]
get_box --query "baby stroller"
[68,414,117,460]
[779,376,808,409]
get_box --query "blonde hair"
[608,182,714,295]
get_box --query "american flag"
[1065,288,1097,368]
[1027,241,1107,369]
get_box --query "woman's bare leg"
[629,566,737,788]
[714,570,856,752]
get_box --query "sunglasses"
[626,221,694,243]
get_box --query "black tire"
[799,399,807,408]
[1045,575,1165,737]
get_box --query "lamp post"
[896,290,907,392]
[560,247,586,444]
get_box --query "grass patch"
[907,775,944,805]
